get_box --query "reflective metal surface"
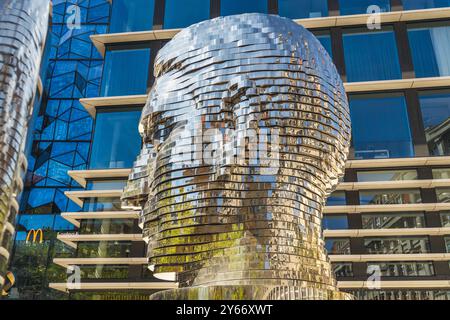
[122,13,352,300]
[0,0,49,285]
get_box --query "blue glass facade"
[339,0,391,15]
[343,28,402,82]
[90,109,142,169]
[220,0,268,16]
[323,215,349,230]
[164,0,210,29]
[100,48,151,96]
[110,0,154,33]
[408,23,450,78]
[349,94,414,159]
[278,0,328,19]
[403,0,450,10]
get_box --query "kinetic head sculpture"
[0,0,49,288]
[122,13,352,300]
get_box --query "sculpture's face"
[122,14,351,287]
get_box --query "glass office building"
[7,0,450,300]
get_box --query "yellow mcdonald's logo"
[26,229,44,244]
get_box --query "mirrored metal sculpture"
[122,13,352,300]
[0,0,49,286]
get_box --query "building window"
[76,241,132,258]
[408,23,450,78]
[314,32,333,58]
[445,237,450,252]
[368,262,435,277]
[433,168,450,179]
[79,265,129,279]
[163,0,210,29]
[362,213,426,229]
[418,90,450,156]
[278,0,328,19]
[82,197,123,212]
[100,48,150,96]
[440,212,450,227]
[364,237,430,254]
[349,94,414,159]
[359,189,422,205]
[436,188,450,203]
[357,170,418,182]
[326,191,346,206]
[325,238,351,254]
[86,180,127,191]
[323,215,348,230]
[343,27,401,82]
[110,0,154,33]
[332,263,353,277]
[90,108,142,169]
[80,219,135,235]
[339,0,391,15]
[220,0,268,16]
[402,0,450,10]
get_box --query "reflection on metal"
[122,13,352,300]
[25,229,44,244]
[0,0,50,280]
[1,271,15,296]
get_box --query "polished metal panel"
[0,0,49,285]
[122,13,352,300]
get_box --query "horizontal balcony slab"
[324,203,450,214]
[324,227,450,238]
[68,169,131,188]
[49,281,178,293]
[53,257,148,268]
[336,179,450,191]
[330,253,450,263]
[338,280,450,289]
[65,190,123,207]
[79,95,147,118]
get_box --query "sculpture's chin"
[154,272,177,281]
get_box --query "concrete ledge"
[344,76,450,92]
[338,280,450,289]
[330,253,450,263]
[68,169,131,188]
[65,189,123,207]
[79,95,147,118]
[49,281,178,292]
[54,257,148,268]
[324,203,450,214]
[324,227,450,238]
[336,179,450,191]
